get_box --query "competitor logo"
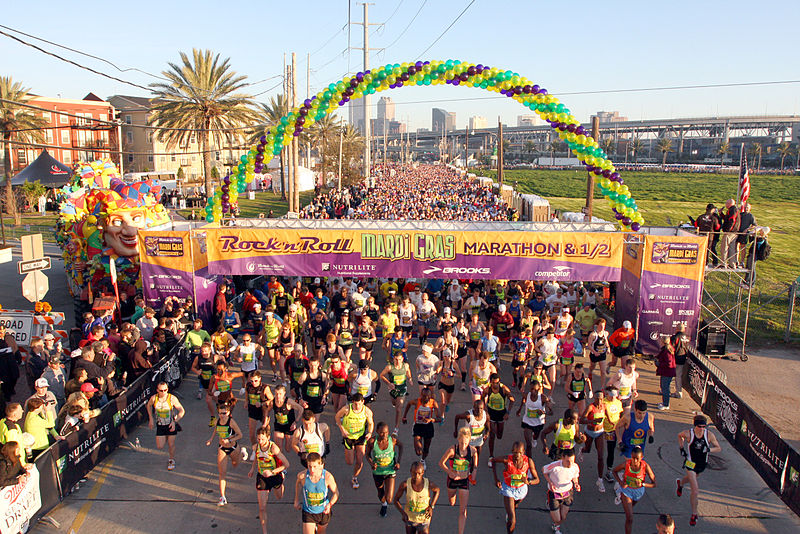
[422,266,442,275]
[689,362,705,399]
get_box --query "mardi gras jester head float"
[56,159,170,296]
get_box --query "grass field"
[482,168,800,346]
[177,191,315,220]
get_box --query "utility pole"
[497,117,505,186]
[584,115,600,222]
[350,3,382,179]
[337,126,344,191]
[306,53,311,170]
[283,54,291,206]
[465,128,470,168]
[292,52,300,213]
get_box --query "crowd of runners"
[300,164,518,222]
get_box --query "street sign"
[0,313,34,345]
[22,271,49,303]
[17,257,51,275]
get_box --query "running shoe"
[614,492,622,506]
[197,390,203,399]
[240,447,248,461]
[689,514,698,526]
[596,478,605,493]
[676,478,683,497]
[554,526,562,534]
[460,384,467,391]
[272,375,278,383]
[352,477,359,489]
[532,439,538,449]
[604,469,614,483]
[209,416,216,427]
[380,503,388,517]
[218,496,227,506]
[657,403,669,410]
[488,458,493,468]
[392,427,399,436]
[421,459,427,469]
[671,392,683,399]
[439,414,446,426]
[445,405,450,413]
[167,459,176,471]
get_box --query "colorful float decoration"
[56,159,170,297]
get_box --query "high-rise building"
[517,115,539,127]
[432,108,456,133]
[375,97,396,136]
[348,97,370,134]
[469,116,488,130]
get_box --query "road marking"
[68,460,114,533]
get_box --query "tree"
[631,138,645,163]
[523,140,535,162]
[176,166,185,181]
[776,141,793,171]
[0,77,47,224]
[747,143,762,171]
[308,113,341,190]
[210,166,219,180]
[656,137,673,170]
[600,138,615,158]
[149,49,257,198]
[251,95,287,199]
[548,141,563,162]
[19,180,45,213]
[717,141,730,166]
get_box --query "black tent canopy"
[10,149,71,186]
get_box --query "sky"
[2,0,799,132]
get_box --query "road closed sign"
[0,313,34,346]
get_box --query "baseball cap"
[81,382,99,393]
[498,304,506,313]
[314,277,321,284]
[34,378,49,388]
[562,307,570,313]
[623,320,632,329]
[512,294,520,300]
[443,307,451,314]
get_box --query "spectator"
[0,404,24,448]
[27,378,58,421]
[25,338,49,393]
[23,398,60,459]
[736,203,755,268]
[0,442,27,487]
[214,282,228,328]
[0,324,20,402]
[58,404,89,437]
[41,355,67,409]
[670,324,690,399]
[692,203,720,265]
[120,327,152,383]
[136,307,159,342]
[719,199,740,268]
[655,336,676,410]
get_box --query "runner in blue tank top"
[615,400,654,458]
[294,452,339,533]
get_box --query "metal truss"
[229,218,621,233]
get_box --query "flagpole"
[737,143,744,208]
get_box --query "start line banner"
[203,228,625,281]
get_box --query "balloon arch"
[205,59,644,230]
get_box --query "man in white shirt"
[135,307,158,342]
[543,448,581,534]
[546,288,569,316]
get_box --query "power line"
[381,0,428,52]
[5,138,252,157]
[371,0,405,36]
[416,0,475,58]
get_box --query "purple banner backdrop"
[140,263,194,312]
[637,269,703,354]
[193,265,221,328]
[615,240,643,332]
[207,254,621,282]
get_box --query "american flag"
[738,143,750,206]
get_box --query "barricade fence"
[4,336,190,530]
[684,349,798,516]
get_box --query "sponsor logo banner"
[0,466,41,534]
[204,229,624,281]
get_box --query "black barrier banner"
[683,356,708,406]
[55,372,153,493]
[29,446,62,527]
[782,447,800,516]
[702,371,742,444]
[735,406,789,495]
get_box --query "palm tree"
[149,49,257,198]
[308,114,341,190]
[548,141,562,163]
[523,140,535,163]
[631,138,645,163]
[656,137,673,170]
[776,141,793,171]
[0,77,47,225]
[600,138,615,158]
[251,95,287,198]
[717,141,730,166]
[747,143,762,172]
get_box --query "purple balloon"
[539,88,548,95]
[615,212,624,220]
[610,172,620,181]
[531,84,540,94]
[221,184,229,193]
[356,72,364,82]
[617,178,624,185]
[396,81,404,87]
[254,164,263,173]
[349,78,359,87]
[293,131,300,137]
[513,86,522,95]
[558,123,567,131]
[566,124,576,133]
[338,100,346,106]
[256,144,264,153]
[631,222,641,231]
[299,107,308,116]
[255,153,264,163]
[459,73,469,82]
[622,217,632,226]
[522,85,531,94]
[221,193,229,202]
[304,98,312,107]
[499,88,506,94]
[400,73,410,82]
[467,66,476,76]
[296,117,305,125]
[259,135,267,144]
[452,79,460,86]
[602,169,611,178]
[415,61,423,69]
[476,64,483,70]
[575,126,586,136]
[408,66,417,75]
[550,122,559,129]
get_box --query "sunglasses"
[157,388,168,392]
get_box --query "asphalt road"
[0,248,795,533]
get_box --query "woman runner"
[291,409,330,468]
[438,426,478,534]
[323,348,350,413]
[205,401,246,506]
[380,351,412,435]
[403,386,441,466]
[271,385,303,453]
[468,351,497,401]
[581,389,608,493]
[564,363,592,415]
[248,426,290,534]
[335,310,356,362]
[612,445,656,534]
[436,346,457,421]
[516,379,553,458]
[453,399,489,467]
[358,317,377,362]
